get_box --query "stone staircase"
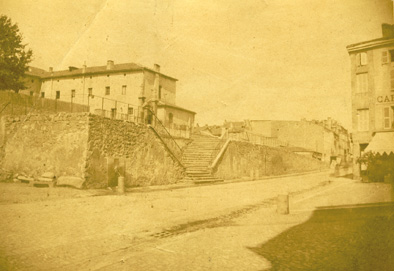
[182,135,224,183]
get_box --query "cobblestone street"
[0,171,393,270]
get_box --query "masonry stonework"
[0,113,184,188]
[213,141,326,180]
[0,113,89,179]
[86,114,184,188]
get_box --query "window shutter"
[391,70,394,90]
[384,107,390,129]
[382,51,389,64]
[360,53,368,65]
[356,54,361,66]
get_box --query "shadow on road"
[249,202,394,271]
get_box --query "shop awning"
[364,132,394,155]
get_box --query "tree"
[0,15,33,92]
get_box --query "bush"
[357,152,394,182]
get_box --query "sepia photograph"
[0,0,394,270]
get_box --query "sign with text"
[377,95,394,103]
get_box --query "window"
[356,73,368,94]
[391,50,394,62]
[384,107,390,129]
[168,113,173,124]
[71,89,76,98]
[382,51,389,64]
[88,88,93,96]
[128,107,133,115]
[383,106,394,129]
[56,91,60,99]
[357,109,369,131]
[358,52,368,66]
[41,92,45,98]
[105,86,110,95]
[159,86,162,99]
[122,85,127,95]
[111,108,116,119]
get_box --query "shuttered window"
[357,109,369,131]
[356,73,368,94]
[382,51,389,64]
[360,52,368,66]
[384,107,390,129]
[391,70,394,91]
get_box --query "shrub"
[357,152,394,182]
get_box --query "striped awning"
[364,132,394,155]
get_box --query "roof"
[364,131,394,155]
[157,101,196,114]
[25,66,47,78]
[30,62,178,81]
[346,37,394,53]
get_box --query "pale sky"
[1,0,393,130]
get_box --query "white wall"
[41,72,144,114]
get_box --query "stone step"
[182,163,211,167]
[186,170,211,175]
[187,176,216,179]
[184,149,216,152]
[183,153,213,156]
[183,154,212,156]
[193,179,224,184]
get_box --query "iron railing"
[146,108,184,166]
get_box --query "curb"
[126,169,331,194]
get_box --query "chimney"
[82,64,87,73]
[154,64,160,73]
[107,60,114,70]
[382,23,394,38]
[49,67,53,72]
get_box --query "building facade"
[245,118,351,163]
[347,24,394,178]
[23,61,195,137]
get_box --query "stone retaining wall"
[0,113,89,179]
[0,113,184,188]
[86,114,184,188]
[213,141,327,180]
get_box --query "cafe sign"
[377,95,394,103]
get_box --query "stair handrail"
[148,125,184,168]
[209,138,231,171]
[0,102,10,115]
[146,108,183,165]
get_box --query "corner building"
[347,24,394,178]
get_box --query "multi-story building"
[21,66,46,96]
[346,23,394,178]
[22,61,196,137]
